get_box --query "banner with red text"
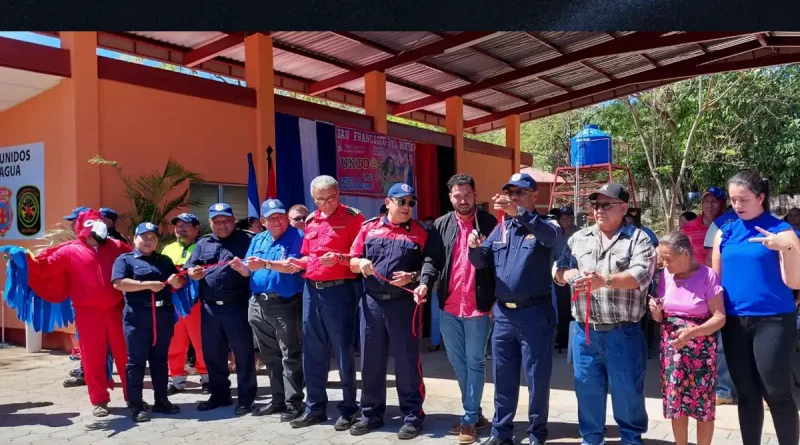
[336,126,415,197]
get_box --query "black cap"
[588,183,630,203]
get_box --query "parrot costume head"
[76,209,109,245]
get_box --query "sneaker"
[448,423,462,435]
[167,384,184,396]
[397,423,421,440]
[152,400,180,415]
[334,414,358,431]
[290,411,327,428]
[93,403,109,417]
[68,368,81,377]
[63,376,86,388]
[716,396,734,405]
[458,424,477,444]
[132,409,151,422]
[349,418,383,436]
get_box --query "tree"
[88,156,203,243]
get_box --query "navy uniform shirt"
[246,227,305,297]
[111,249,179,309]
[184,229,253,303]
[468,209,562,302]
[349,216,436,298]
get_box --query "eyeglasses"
[391,198,417,208]
[314,194,338,205]
[504,189,531,197]
[290,216,306,222]
[589,201,623,211]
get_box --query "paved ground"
[0,344,797,444]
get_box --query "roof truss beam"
[393,32,753,115]
[307,32,498,96]
[184,33,247,67]
[463,40,778,129]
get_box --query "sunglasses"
[590,201,623,211]
[504,188,531,196]
[290,216,306,222]
[391,198,417,208]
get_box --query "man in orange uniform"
[26,209,132,416]
[288,175,365,431]
[164,213,210,395]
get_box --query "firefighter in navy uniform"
[348,183,438,441]
[184,203,258,416]
[111,222,185,422]
[468,173,562,445]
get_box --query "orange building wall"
[96,80,255,225]
[461,150,512,206]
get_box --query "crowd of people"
[19,169,799,445]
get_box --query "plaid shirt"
[554,223,656,324]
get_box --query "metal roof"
[96,31,800,133]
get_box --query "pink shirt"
[444,214,487,318]
[656,265,723,318]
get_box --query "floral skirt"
[660,315,717,422]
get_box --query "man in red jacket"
[26,209,132,416]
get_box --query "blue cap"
[502,173,537,191]
[702,186,727,201]
[170,212,200,226]
[99,207,118,221]
[208,202,234,219]
[135,222,160,237]
[260,199,286,218]
[387,183,417,199]
[64,206,90,221]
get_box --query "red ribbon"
[572,281,592,345]
[148,260,234,346]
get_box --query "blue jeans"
[716,331,736,399]
[572,322,648,445]
[430,292,441,346]
[439,311,491,426]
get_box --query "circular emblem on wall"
[16,185,41,237]
[0,187,14,238]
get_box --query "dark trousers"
[201,300,257,407]
[491,301,555,443]
[302,280,358,418]
[360,294,425,427]
[554,285,572,349]
[123,306,175,410]
[722,312,799,445]
[248,294,304,408]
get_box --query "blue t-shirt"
[720,211,797,316]
[245,227,305,297]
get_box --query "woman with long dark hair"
[711,169,800,445]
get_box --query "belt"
[369,292,403,301]
[498,295,549,310]
[309,279,349,290]
[253,292,282,301]
[153,300,169,308]
[578,321,638,332]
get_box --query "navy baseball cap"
[64,206,90,221]
[170,212,200,226]
[261,199,286,218]
[503,173,537,191]
[589,183,630,203]
[135,222,160,237]
[208,203,234,219]
[388,183,417,199]
[99,207,118,221]
[702,186,727,201]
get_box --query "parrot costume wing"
[0,245,75,333]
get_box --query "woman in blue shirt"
[711,170,800,445]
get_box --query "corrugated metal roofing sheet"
[274,32,390,66]
[273,47,345,81]
[351,32,441,52]
[129,31,224,49]
[386,63,467,92]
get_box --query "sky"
[0,31,242,85]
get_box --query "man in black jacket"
[416,173,497,444]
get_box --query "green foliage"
[88,155,203,243]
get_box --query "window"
[189,182,249,226]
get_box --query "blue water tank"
[570,124,612,167]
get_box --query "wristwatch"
[604,275,613,289]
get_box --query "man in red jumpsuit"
[26,209,132,417]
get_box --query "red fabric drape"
[414,143,440,219]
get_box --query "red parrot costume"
[26,209,132,408]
